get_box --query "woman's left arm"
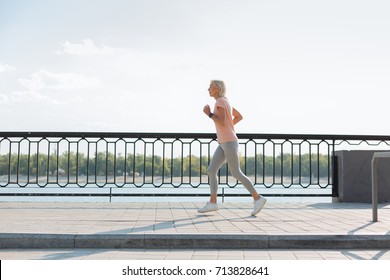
[232,107,243,125]
[211,106,226,126]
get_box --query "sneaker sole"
[197,208,219,213]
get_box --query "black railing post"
[332,154,339,199]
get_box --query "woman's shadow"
[40,213,252,260]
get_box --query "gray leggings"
[207,141,256,195]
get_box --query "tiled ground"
[1,202,389,235]
[1,201,390,260]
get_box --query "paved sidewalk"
[1,201,390,251]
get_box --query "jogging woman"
[198,80,267,216]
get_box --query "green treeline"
[0,152,330,178]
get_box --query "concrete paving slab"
[0,201,389,250]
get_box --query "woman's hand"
[203,105,211,116]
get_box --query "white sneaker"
[198,202,219,213]
[251,196,267,216]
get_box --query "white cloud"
[18,70,100,91]
[57,39,206,77]
[0,93,10,103]
[0,62,15,73]
[18,72,45,91]
[11,90,51,102]
[60,39,116,56]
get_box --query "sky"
[0,0,389,135]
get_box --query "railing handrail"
[1,131,390,141]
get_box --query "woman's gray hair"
[211,80,226,97]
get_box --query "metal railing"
[1,132,390,199]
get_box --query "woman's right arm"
[232,107,243,125]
